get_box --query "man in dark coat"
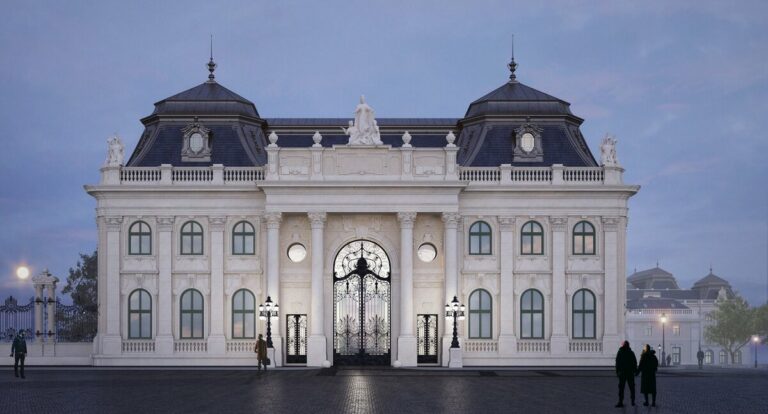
[637,344,659,407]
[696,349,704,369]
[255,334,268,371]
[10,330,27,379]
[615,340,637,407]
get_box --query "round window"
[521,132,535,153]
[287,243,307,263]
[189,132,204,153]
[417,243,437,263]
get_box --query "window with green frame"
[129,221,151,255]
[180,221,203,255]
[231,289,255,339]
[572,221,595,255]
[468,289,492,338]
[521,221,544,255]
[232,221,255,255]
[468,221,492,255]
[180,289,204,339]
[128,289,152,339]
[572,289,596,339]
[521,289,544,338]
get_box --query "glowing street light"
[753,335,760,368]
[16,266,30,280]
[660,312,667,367]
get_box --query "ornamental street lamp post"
[259,296,279,348]
[753,335,760,368]
[660,313,667,367]
[444,296,465,349]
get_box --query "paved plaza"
[1,366,766,414]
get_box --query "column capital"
[397,212,417,228]
[601,216,621,231]
[104,216,123,231]
[157,216,175,231]
[209,216,227,231]
[441,212,461,228]
[308,212,327,229]
[498,216,516,231]
[549,216,568,232]
[264,212,282,229]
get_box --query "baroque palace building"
[85,55,639,367]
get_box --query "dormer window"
[181,119,212,162]
[513,121,543,163]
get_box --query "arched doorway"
[333,240,391,365]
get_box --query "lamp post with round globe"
[660,313,667,367]
[259,296,279,348]
[753,335,760,368]
[444,296,465,349]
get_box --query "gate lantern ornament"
[259,296,279,348]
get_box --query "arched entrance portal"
[333,240,391,365]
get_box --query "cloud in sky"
[0,0,766,305]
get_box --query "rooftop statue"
[343,95,383,146]
[105,135,124,167]
[600,134,619,167]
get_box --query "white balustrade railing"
[172,168,213,182]
[464,340,499,353]
[174,340,208,353]
[224,167,264,183]
[118,166,264,185]
[568,340,603,353]
[226,340,257,353]
[459,167,501,182]
[563,167,604,183]
[627,309,694,316]
[122,340,155,353]
[517,340,550,353]
[510,167,552,183]
[120,167,161,183]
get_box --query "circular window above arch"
[287,243,307,263]
[417,243,437,263]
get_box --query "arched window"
[521,289,544,339]
[180,289,204,339]
[232,221,255,255]
[128,289,152,339]
[719,350,727,364]
[572,221,595,255]
[572,289,596,339]
[468,221,492,255]
[129,221,151,255]
[704,350,713,364]
[180,221,204,255]
[733,350,742,364]
[468,289,492,338]
[521,221,544,255]
[232,289,256,339]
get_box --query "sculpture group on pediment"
[343,95,383,146]
[105,135,124,167]
[600,134,619,167]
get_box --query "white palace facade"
[85,56,639,367]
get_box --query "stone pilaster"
[307,212,328,367]
[103,216,123,355]
[397,212,417,367]
[498,216,517,356]
[155,216,175,354]
[207,216,227,354]
[602,216,621,352]
[441,212,460,366]
[264,211,283,366]
[549,216,568,355]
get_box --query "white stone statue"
[600,134,619,167]
[343,95,383,146]
[104,135,124,167]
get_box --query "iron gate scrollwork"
[333,240,391,366]
[417,314,438,364]
[286,314,307,364]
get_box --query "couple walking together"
[615,341,658,407]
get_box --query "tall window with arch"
[180,289,204,339]
[521,221,544,255]
[180,221,204,255]
[468,289,492,338]
[232,221,255,255]
[129,221,151,255]
[521,289,544,339]
[468,221,492,255]
[128,289,152,339]
[572,289,596,339]
[572,221,595,255]
[231,289,256,339]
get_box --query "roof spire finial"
[709,264,713,274]
[507,34,518,83]
[207,34,217,82]
[656,260,659,268]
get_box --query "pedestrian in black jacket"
[637,344,658,407]
[615,340,637,407]
[10,330,27,379]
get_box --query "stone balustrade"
[226,340,257,353]
[174,340,208,353]
[568,340,603,353]
[517,340,551,353]
[464,340,499,353]
[627,308,694,316]
[122,340,155,353]
[112,165,265,185]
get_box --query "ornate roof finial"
[207,34,217,82]
[507,34,518,83]
[709,264,713,274]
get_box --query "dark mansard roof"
[125,60,598,168]
[626,267,736,306]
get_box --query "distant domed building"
[625,266,749,366]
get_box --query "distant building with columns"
[85,55,638,367]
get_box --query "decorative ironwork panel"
[56,299,97,342]
[417,314,438,364]
[0,296,34,342]
[286,314,307,364]
[333,240,391,366]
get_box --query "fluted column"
[264,212,283,366]
[397,212,417,367]
[102,216,123,355]
[208,216,227,354]
[550,216,568,355]
[155,216,175,354]
[307,212,328,366]
[498,216,517,356]
[441,212,461,366]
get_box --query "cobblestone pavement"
[1,366,767,414]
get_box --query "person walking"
[697,348,704,369]
[637,344,658,407]
[666,354,672,367]
[255,334,268,371]
[615,340,637,408]
[10,330,27,379]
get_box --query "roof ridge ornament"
[508,34,518,83]
[207,34,217,82]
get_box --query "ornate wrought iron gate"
[286,314,307,364]
[417,314,438,364]
[333,240,391,366]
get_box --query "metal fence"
[0,296,34,342]
[0,295,96,342]
[56,301,97,342]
